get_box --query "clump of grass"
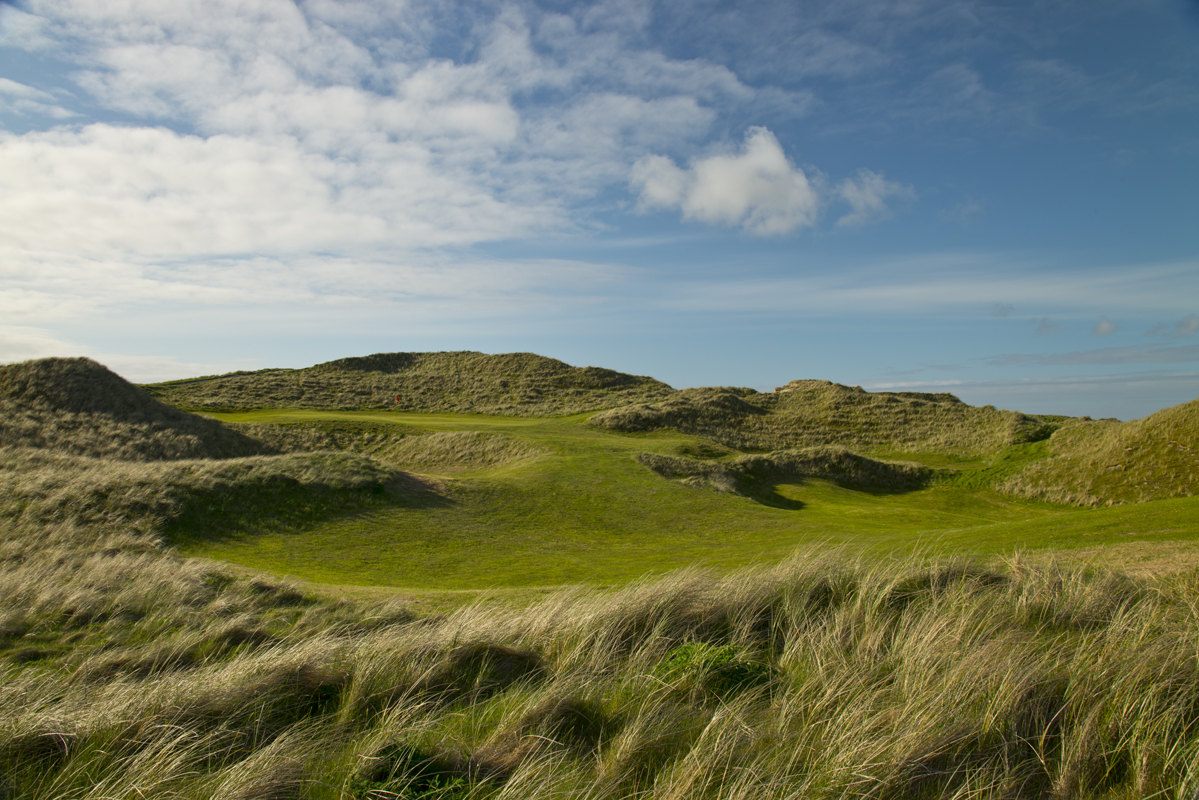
[1001,397,1199,505]
[144,351,676,417]
[594,381,1066,457]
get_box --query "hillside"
[591,379,1065,457]
[0,357,268,461]
[1001,397,1199,505]
[144,351,676,416]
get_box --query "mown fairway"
[177,409,1199,589]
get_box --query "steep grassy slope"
[592,380,1065,456]
[0,357,268,460]
[144,351,676,416]
[1001,397,1199,506]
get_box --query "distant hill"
[144,351,676,416]
[591,380,1066,457]
[1000,397,1199,505]
[0,357,268,461]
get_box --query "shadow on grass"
[164,474,451,547]
[735,479,806,510]
[736,473,938,511]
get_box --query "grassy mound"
[378,431,545,472]
[0,357,268,461]
[1001,397,1199,506]
[0,448,404,540]
[638,446,931,502]
[144,351,675,416]
[593,381,1064,457]
[0,358,427,545]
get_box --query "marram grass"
[2,538,1198,799]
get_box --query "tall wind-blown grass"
[3,538,1197,799]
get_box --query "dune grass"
[143,351,675,416]
[4,544,1199,799]
[1002,398,1199,505]
[590,381,1068,457]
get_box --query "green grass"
[170,410,1197,590]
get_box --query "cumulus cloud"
[1093,316,1116,336]
[631,127,820,235]
[836,169,913,227]
[0,0,755,263]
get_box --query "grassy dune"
[144,351,675,416]
[591,381,1067,457]
[0,357,268,461]
[1002,398,1199,506]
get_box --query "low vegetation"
[591,380,1065,457]
[2,354,1198,797]
[144,351,675,416]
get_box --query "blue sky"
[1,0,1197,419]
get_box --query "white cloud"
[0,77,77,118]
[0,0,768,265]
[631,127,820,235]
[836,169,913,227]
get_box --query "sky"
[1,0,1197,420]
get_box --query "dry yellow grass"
[3,540,1199,800]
